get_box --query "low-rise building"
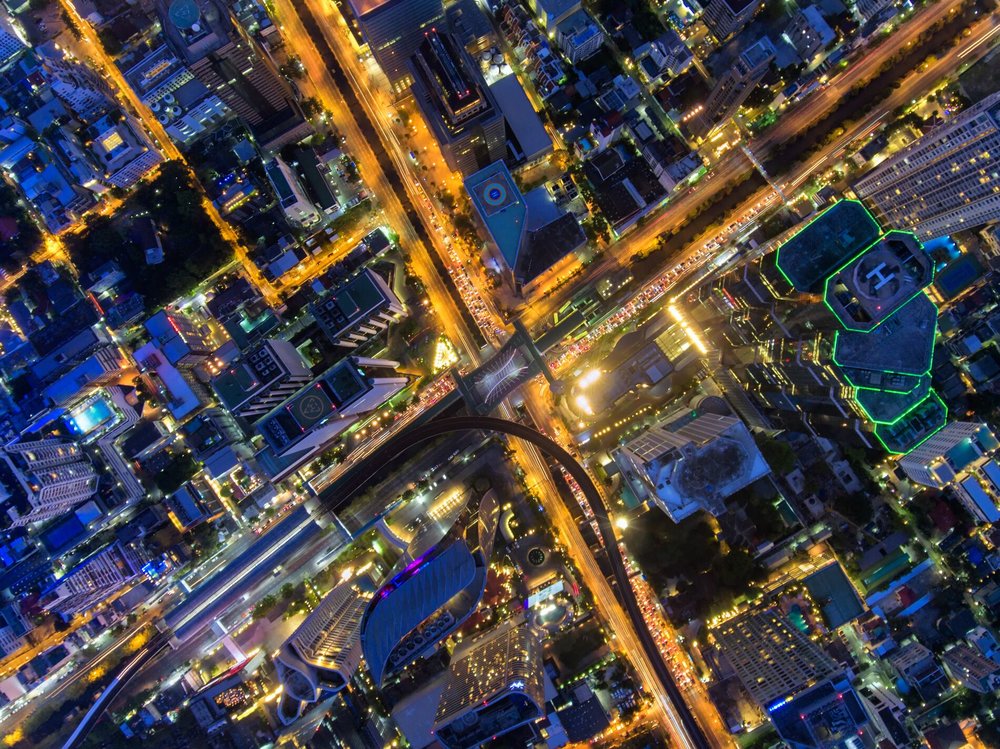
[554,10,603,64]
[900,422,1000,524]
[888,642,948,701]
[940,644,1000,694]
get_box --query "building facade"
[42,541,147,617]
[157,0,310,150]
[900,421,1000,522]
[712,607,839,708]
[693,36,775,137]
[276,572,377,723]
[433,621,545,749]
[701,0,762,42]
[0,440,98,527]
[854,91,1000,239]
[361,490,500,685]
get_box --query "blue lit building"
[361,490,499,685]
[769,677,878,749]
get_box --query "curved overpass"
[343,416,712,749]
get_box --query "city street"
[518,4,998,330]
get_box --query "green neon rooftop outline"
[774,200,882,293]
[830,299,939,381]
[852,377,933,425]
[821,230,935,333]
[872,390,948,454]
[851,372,930,397]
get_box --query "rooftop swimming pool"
[65,396,115,436]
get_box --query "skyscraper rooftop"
[775,200,882,294]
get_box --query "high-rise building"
[276,571,377,724]
[156,0,311,151]
[41,541,147,617]
[712,607,839,708]
[701,0,763,42]
[346,0,445,94]
[432,621,545,749]
[254,357,407,480]
[699,199,947,454]
[0,26,24,71]
[40,53,113,120]
[900,422,1000,523]
[213,338,313,419]
[409,30,507,176]
[854,91,1000,239]
[310,269,406,349]
[361,490,500,685]
[692,36,775,137]
[615,411,771,522]
[0,440,98,527]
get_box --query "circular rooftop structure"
[168,0,201,30]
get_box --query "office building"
[213,338,313,419]
[157,0,310,150]
[41,541,147,617]
[346,0,445,93]
[701,0,762,41]
[692,36,775,137]
[615,411,771,522]
[409,30,506,175]
[465,160,586,292]
[431,621,545,749]
[768,676,879,749]
[854,91,1000,239]
[941,644,1000,694]
[255,357,407,479]
[310,269,406,349]
[699,199,947,454]
[0,440,97,527]
[712,607,839,708]
[361,489,500,685]
[900,422,1000,523]
[785,6,836,61]
[276,572,376,724]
